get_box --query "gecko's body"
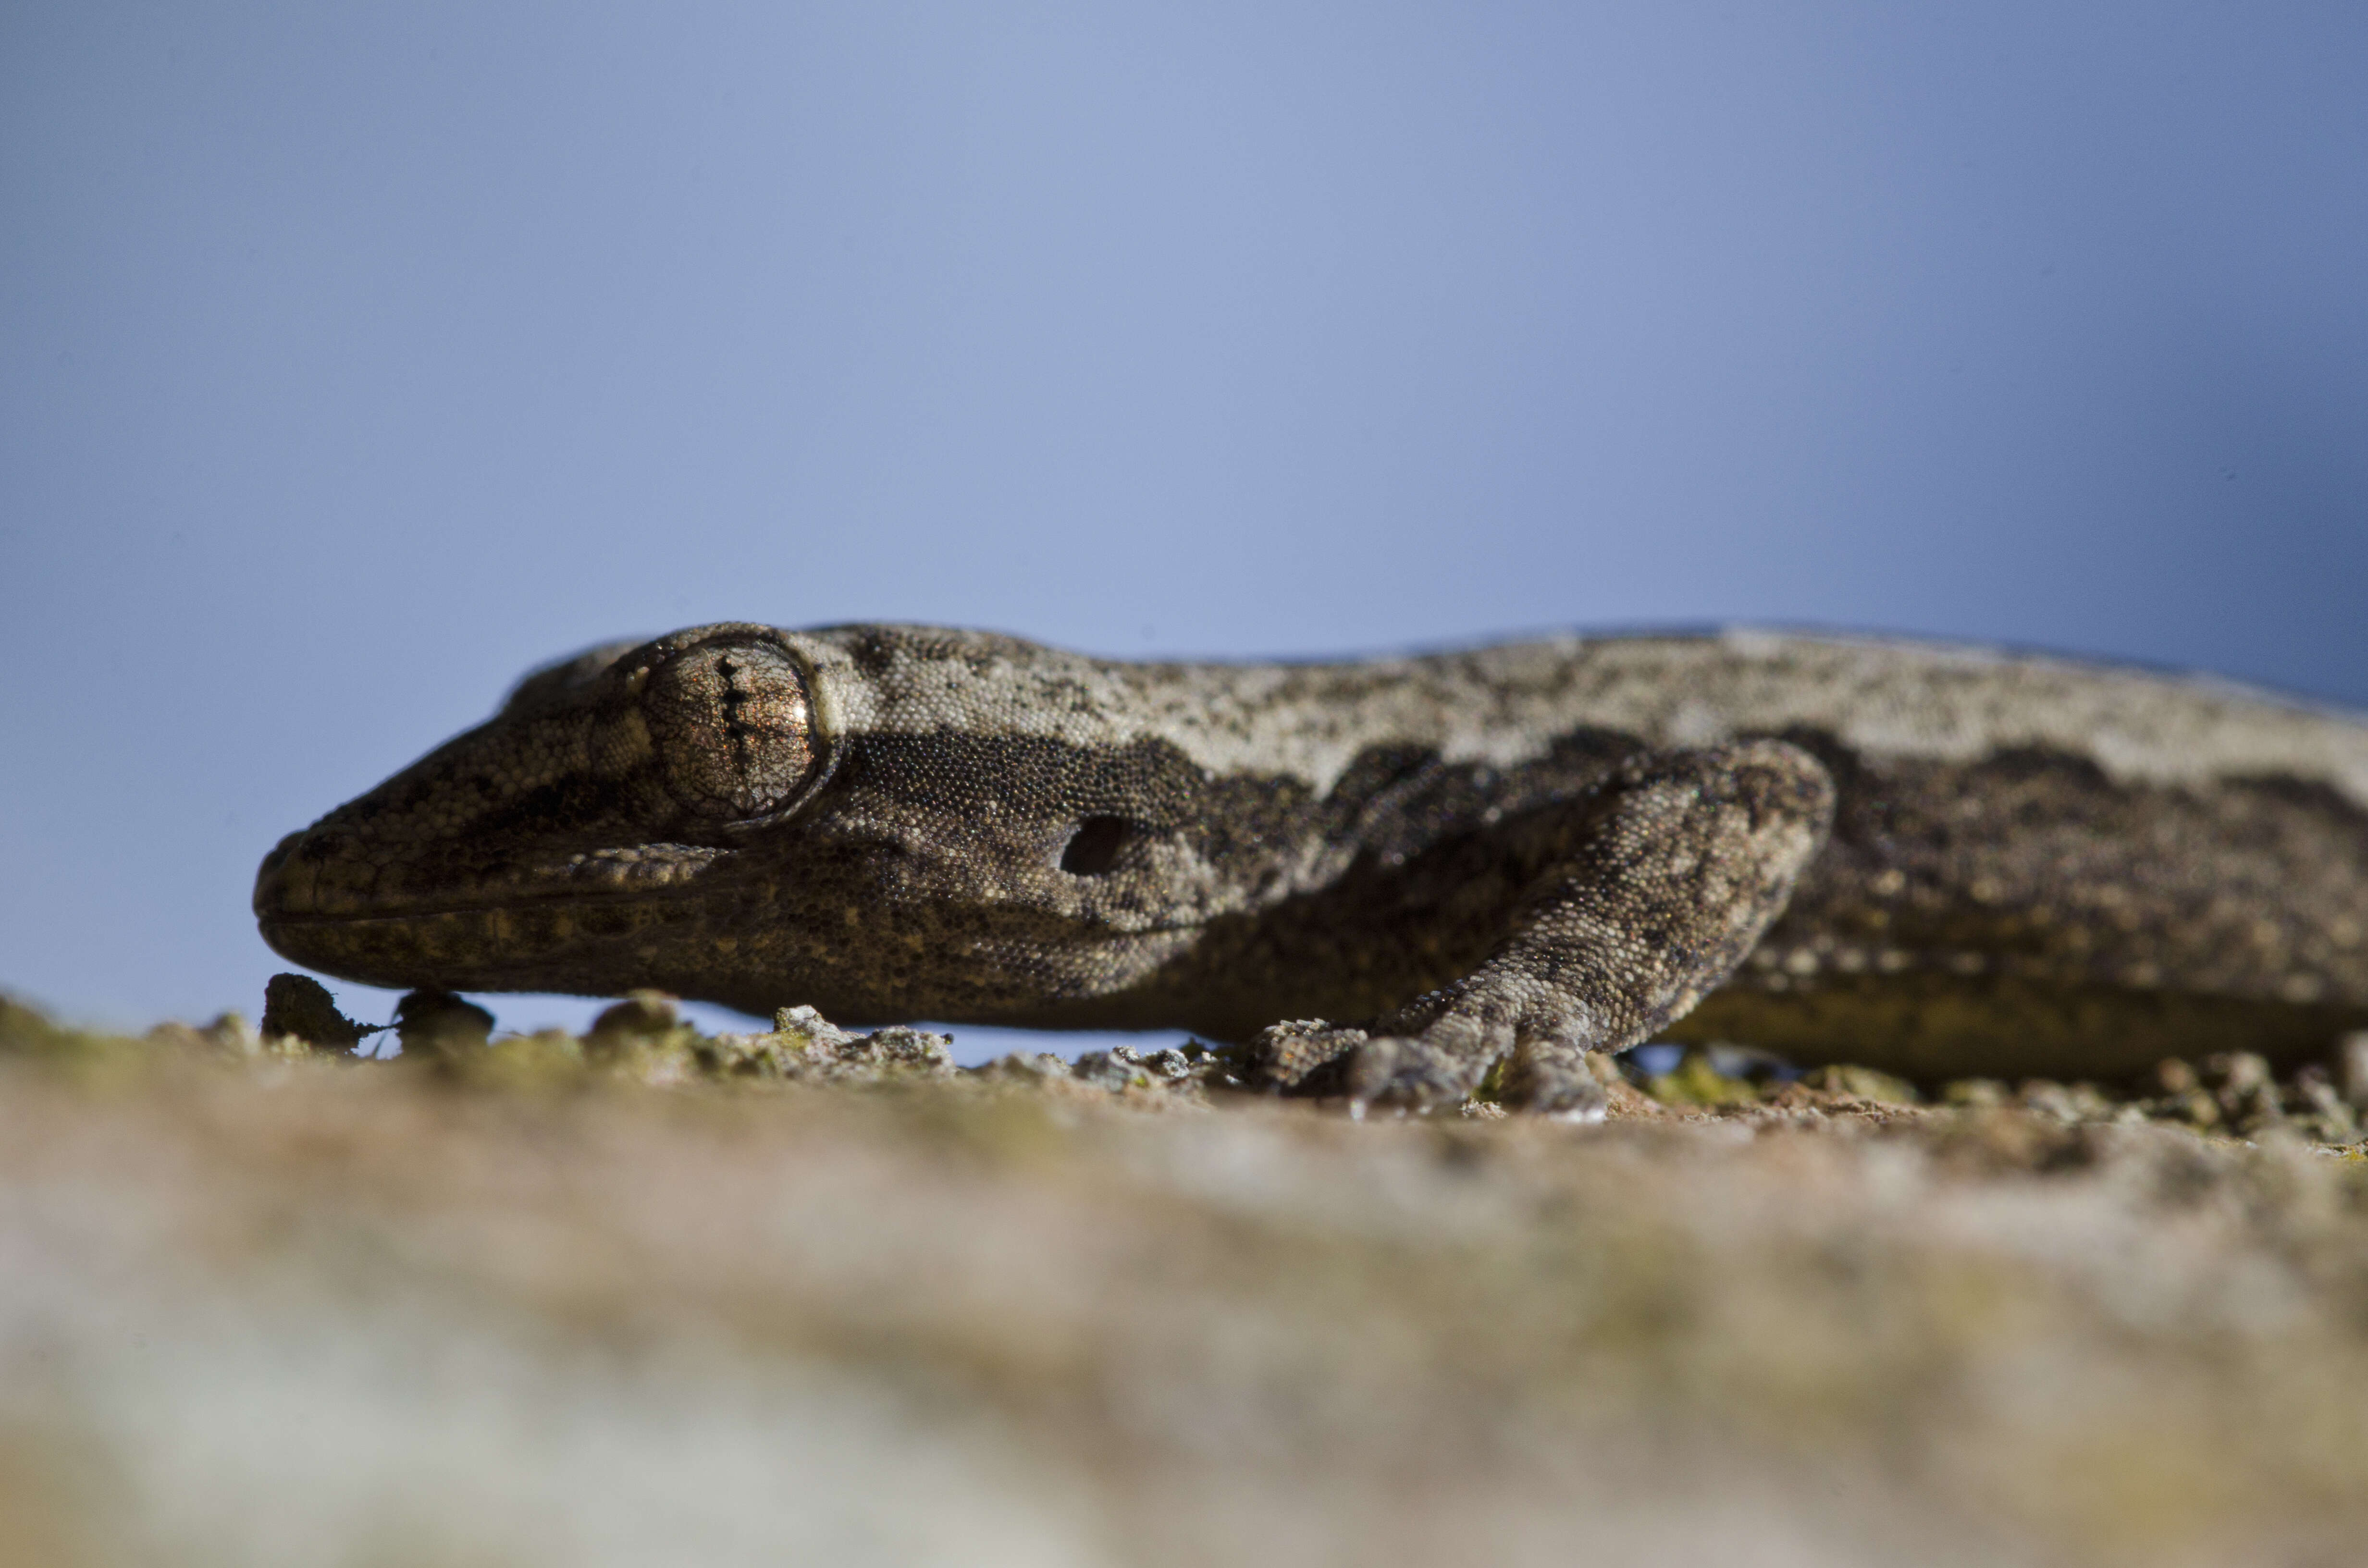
[257,625,2368,1108]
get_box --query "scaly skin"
[257,625,2368,1108]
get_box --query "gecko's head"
[254,623,832,1003]
[255,622,1228,1020]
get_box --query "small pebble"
[586,992,681,1056]
[259,973,368,1053]
[393,989,494,1056]
[2206,1053,2272,1095]
[2338,1032,2368,1113]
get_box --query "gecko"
[254,623,2368,1113]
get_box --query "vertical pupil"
[715,654,749,757]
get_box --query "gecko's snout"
[253,812,400,926]
[253,831,307,917]
[252,823,368,957]
[252,823,363,978]
[251,624,823,993]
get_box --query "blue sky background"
[5,1,2365,1060]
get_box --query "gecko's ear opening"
[640,634,818,821]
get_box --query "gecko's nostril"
[257,831,300,876]
[253,833,321,918]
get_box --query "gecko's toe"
[1258,1022,1505,1116]
[1341,1036,1482,1115]
[1246,1019,1368,1092]
[1497,1055,1611,1122]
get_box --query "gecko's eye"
[640,637,817,821]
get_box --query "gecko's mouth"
[255,832,734,923]
[253,829,745,989]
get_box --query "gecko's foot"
[1254,1020,1598,1119]
[1250,1023,1476,1111]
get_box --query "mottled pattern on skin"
[257,624,2368,1106]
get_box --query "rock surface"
[4,989,2368,1566]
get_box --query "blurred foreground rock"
[4,991,2368,1567]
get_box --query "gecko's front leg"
[1252,740,1836,1115]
